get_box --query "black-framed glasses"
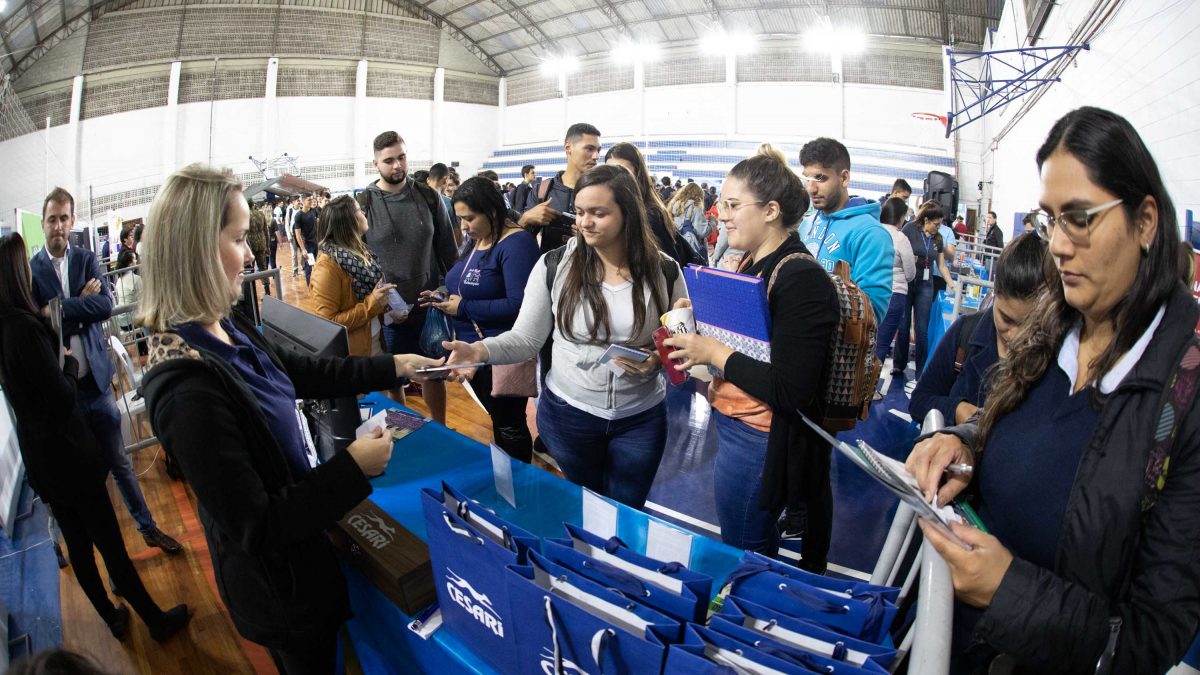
[716,199,764,219]
[1030,198,1124,245]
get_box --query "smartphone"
[653,326,688,385]
[416,362,486,374]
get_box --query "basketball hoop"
[912,112,948,127]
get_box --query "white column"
[558,72,569,130]
[263,58,279,160]
[497,76,507,147]
[634,61,646,140]
[725,53,737,137]
[68,74,83,198]
[354,59,368,187]
[831,52,845,139]
[432,67,445,163]
[163,61,181,176]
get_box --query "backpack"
[355,179,441,219]
[769,253,881,432]
[953,311,985,375]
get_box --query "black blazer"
[0,308,109,506]
[141,312,398,650]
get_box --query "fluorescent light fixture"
[611,39,661,65]
[0,0,7,13]
[805,26,867,54]
[700,28,757,56]
[540,54,580,77]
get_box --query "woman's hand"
[440,340,488,382]
[417,289,447,308]
[393,353,443,381]
[919,519,1013,608]
[614,350,660,377]
[346,426,392,478]
[906,433,975,505]
[432,294,461,317]
[367,283,396,315]
[954,401,979,425]
[663,333,733,372]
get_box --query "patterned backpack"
[770,254,881,432]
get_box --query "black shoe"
[107,604,130,640]
[143,528,183,555]
[777,506,808,541]
[149,604,191,642]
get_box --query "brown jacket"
[306,255,386,356]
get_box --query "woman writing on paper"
[138,165,440,674]
[443,165,688,509]
[426,177,539,462]
[906,107,1200,673]
[306,195,395,356]
[663,146,841,570]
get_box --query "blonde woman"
[307,195,395,356]
[666,182,709,263]
[137,164,439,674]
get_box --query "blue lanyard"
[923,234,933,267]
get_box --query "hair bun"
[755,143,789,166]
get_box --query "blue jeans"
[875,291,908,364]
[76,377,156,534]
[535,387,666,509]
[301,242,317,285]
[713,412,781,555]
[895,279,935,376]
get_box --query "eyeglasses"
[1029,198,1124,245]
[716,199,764,219]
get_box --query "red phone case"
[654,326,689,386]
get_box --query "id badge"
[923,267,931,281]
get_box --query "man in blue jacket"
[31,188,181,555]
[796,138,894,324]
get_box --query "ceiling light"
[540,54,580,77]
[700,28,757,56]
[611,40,661,65]
[805,26,867,54]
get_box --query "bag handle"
[581,558,652,599]
[543,596,615,675]
[441,512,483,546]
[724,561,849,616]
[754,642,835,673]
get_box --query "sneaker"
[107,604,130,640]
[149,604,191,642]
[143,528,183,555]
[777,506,807,540]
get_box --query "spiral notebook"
[682,264,772,363]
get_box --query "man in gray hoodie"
[360,130,457,423]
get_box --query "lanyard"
[457,247,477,291]
[923,234,934,268]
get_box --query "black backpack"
[355,179,441,219]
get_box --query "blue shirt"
[797,198,894,323]
[445,230,540,342]
[175,319,311,481]
[909,309,999,423]
[932,224,957,278]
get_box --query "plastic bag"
[420,308,454,358]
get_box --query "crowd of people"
[0,105,1197,674]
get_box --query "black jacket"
[0,309,109,506]
[141,312,398,650]
[721,239,839,570]
[983,224,1004,250]
[941,285,1200,673]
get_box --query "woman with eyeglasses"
[663,146,840,567]
[906,107,1200,673]
[896,200,953,376]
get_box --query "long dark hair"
[604,142,673,232]
[0,233,43,319]
[880,197,908,228]
[978,107,1180,447]
[453,176,515,262]
[317,195,371,262]
[993,233,1047,300]
[557,165,667,344]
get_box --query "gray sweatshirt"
[482,238,689,414]
[361,179,457,304]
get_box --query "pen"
[944,463,973,476]
[409,601,439,629]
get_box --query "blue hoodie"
[798,197,894,323]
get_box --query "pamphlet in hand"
[598,343,650,376]
[356,408,431,442]
[797,412,969,550]
[48,297,64,369]
[384,289,411,326]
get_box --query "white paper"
[355,410,388,439]
[598,344,649,376]
[491,443,517,508]
[645,520,693,567]
[581,489,618,539]
[384,288,411,325]
[307,252,316,266]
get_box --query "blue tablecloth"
[343,393,744,674]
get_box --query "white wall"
[981,0,1200,237]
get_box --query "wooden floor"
[61,245,515,674]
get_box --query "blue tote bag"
[506,551,682,675]
[421,482,539,674]
[544,524,713,623]
[662,624,817,675]
[723,555,898,643]
[715,597,897,670]
[708,615,889,674]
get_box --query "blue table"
[343,394,744,674]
